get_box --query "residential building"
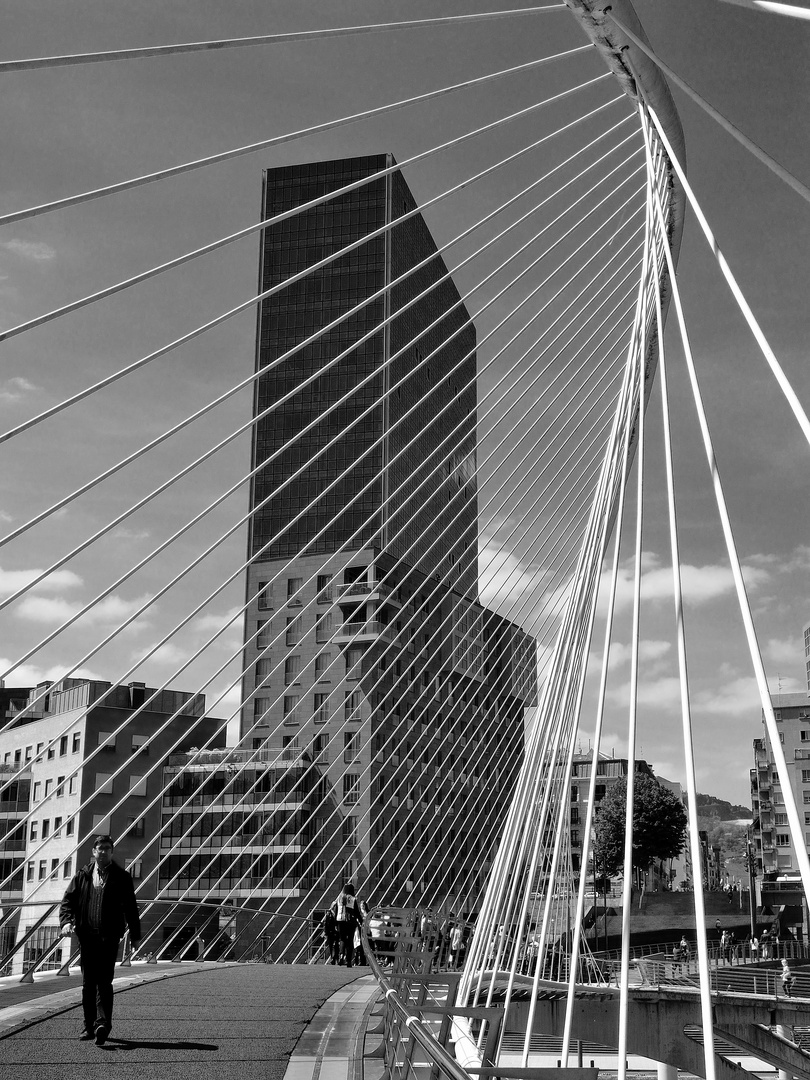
[0,678,223,974]
[233,155,536,928]
[750,691,810,879]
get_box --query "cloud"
[16,592,151,627]
[0,565,82,598]
[607,675,684,711]
[606,639,671,671]
[2,239,56,262]
[114,526,152,541]
[597,554,770,615]
[693,674,773,717]
[0,376,38,404]
[0,658,104,686]
[763,636,801,668]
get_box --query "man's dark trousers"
[79,932,120,1033]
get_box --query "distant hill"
[694,792,752,821]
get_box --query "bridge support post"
[657,1063,678,1080]
[776,1024,792,1080]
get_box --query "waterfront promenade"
[0,961,377,1080]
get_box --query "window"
[98,731,116,751]
[257,580,273,610]
[54,816,62,833]
[95,773,114,795]
[802,730,810,742]
[776,833,791,846]
[343,773,360,804]
[313,693,330,724]
[257,619,272,648]
[803,770,810,783]
[38,860,47,881]
[91,814,111,833]
[804,791,810,804]
[30,821,38,841]
[72,733,81,753]
[805,812,810,825]
[286,615,302,646]
[345,645,364,680]
[315,652,331,680]
[69,776,78,795]
[50,858,59,880]
[63,857,72,878]
[312,733,329,759]
[287,577,303,605]
[129,775,147,797]
[24,745,32,763]
[256,657,273,687]
[26,861,34,883]
[56,776,65,797]
[33,781,41,802]
[317,574,333,602]
[284,655,301,686]
[44,778,53,797]
[254,697,271,721]
[342,816,357,844]
[570,786,578,803]
[129,860,143,880]
[66,818,75,836]
[571,830,580,847]
[344,732,360,764]
[42,819,50,839]
[47,746,55,759]
[283,694,300,724]
[315,611,332,643]
[775,813,788,825]
[345,690,362,722]
[59,735,68,756]
[131,734,149,755]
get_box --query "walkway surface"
[0,960,378,1080]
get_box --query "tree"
[592,772,688,878]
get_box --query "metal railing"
[0,897,315,981]
[362,908,486,1080]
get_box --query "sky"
[0,0,808,804]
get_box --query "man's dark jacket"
[59,861,141,942]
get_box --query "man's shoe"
[94,1026,110,1046]
[79,1028,93,1041]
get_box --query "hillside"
[692,792,752,821]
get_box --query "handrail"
[362,907,474,1080]
[0,896,312,982]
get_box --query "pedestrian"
[449,923,464,970]
[781,958,796,996]
[680,935,691,965]
[353,923,365,966]
[322,905,339,964]
[331,883,361,967]
[59,835,140,1046]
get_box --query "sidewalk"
[0,961,377,1080]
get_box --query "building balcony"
[795,748,810,760]
[338,581,399,605]
[332,620,397,645]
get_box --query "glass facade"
[248,155,478,599]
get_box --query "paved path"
[0,961,377,1080]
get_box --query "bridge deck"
[0,962,374,1080]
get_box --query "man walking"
[59,835,140,1045]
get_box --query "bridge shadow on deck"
[0,963,364,1080]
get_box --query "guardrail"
[0,897,314,981]
[362,908,495,1080]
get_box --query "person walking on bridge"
[331,882,362,967]
[59,835,140,1045]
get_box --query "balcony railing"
[332,620,397,644]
